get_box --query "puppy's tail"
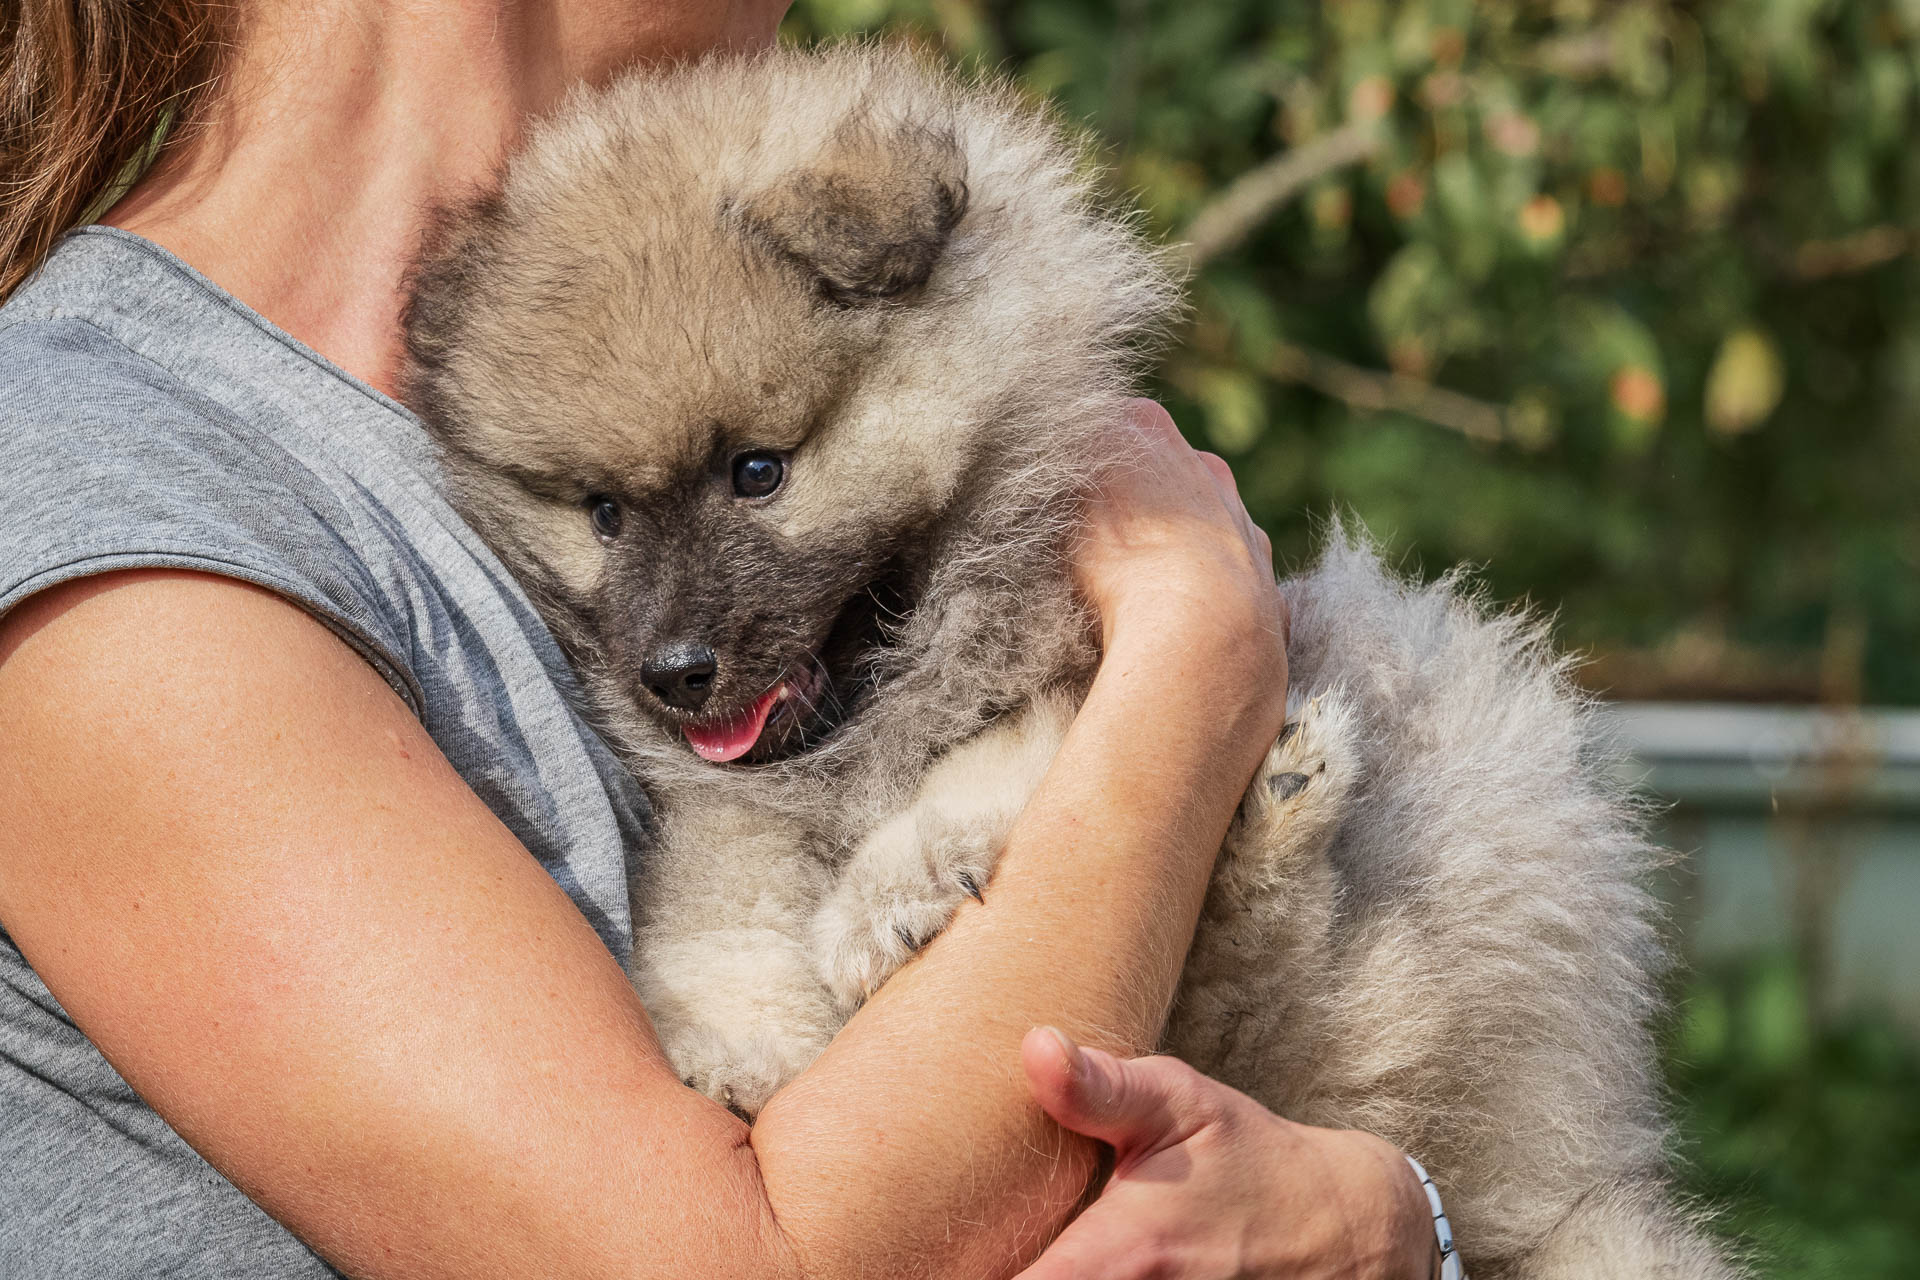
[1510,1179,1746,1280]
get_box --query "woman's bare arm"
[0,430,1285,1280]
[1,571,778,1279]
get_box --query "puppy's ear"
[402,190,510,379]
[739,122,969,304]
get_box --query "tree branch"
[1172,120,1502,440]
[1261,340,1509,443]
[1792,226,1909,280]
[1175,120,1385,271]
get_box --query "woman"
[0,2,1442,1276]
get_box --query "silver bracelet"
[1404,1155,1465,1280]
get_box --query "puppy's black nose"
[642,642,718,711]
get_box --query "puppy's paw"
[657,1017,827,1122]
[812,809,998,1016]
[634,928,837,1122]
[1231,688,1362,865]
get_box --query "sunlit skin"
[109,0,792,396]
[0,2,1434,1275]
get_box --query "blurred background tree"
[786,0,1920,708]
[781,3,1920,1275]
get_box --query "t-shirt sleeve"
[0,319,424,716]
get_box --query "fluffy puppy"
[403,43,1739,1279]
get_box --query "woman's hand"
[1016,1027,1439,1280]
[1075,399,1288,666]
[1073,399,1291,753]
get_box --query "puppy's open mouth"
[680,668,823,763]
[679,566,912,766]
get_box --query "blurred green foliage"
[784,0,1920,705]
[1667,957,1920,1277]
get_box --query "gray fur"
[403,42,1740,1279]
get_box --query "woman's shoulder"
[1,295,323,479]
[1,229,412,540]
[0,300,422,708]
[0,231,648,956]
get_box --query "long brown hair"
[0,1,234,301]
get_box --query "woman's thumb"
[1020,1026,1206,1155]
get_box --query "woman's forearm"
[752,627,1285,1279]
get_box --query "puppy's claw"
[1228,688,1360,870]
[815,811,1003,1013]
[1269,771,1311,800]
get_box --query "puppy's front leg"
[812,693,1075,1015]
[627,800,838,1120]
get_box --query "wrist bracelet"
[1404,1155,1465,1280]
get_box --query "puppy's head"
[405,46,1177,763]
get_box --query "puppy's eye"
[732,452,785,499]
[587,496,623,539]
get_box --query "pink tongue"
[683,685,782,763]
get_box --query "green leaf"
[1705,328,1787,436]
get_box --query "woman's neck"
[105,0,783,397]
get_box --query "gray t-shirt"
[0,228,651,1277]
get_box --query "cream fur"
[402,43,1741,1279]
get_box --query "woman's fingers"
[1019,1030,1437,1280]
[1020,1027,1218,1157]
